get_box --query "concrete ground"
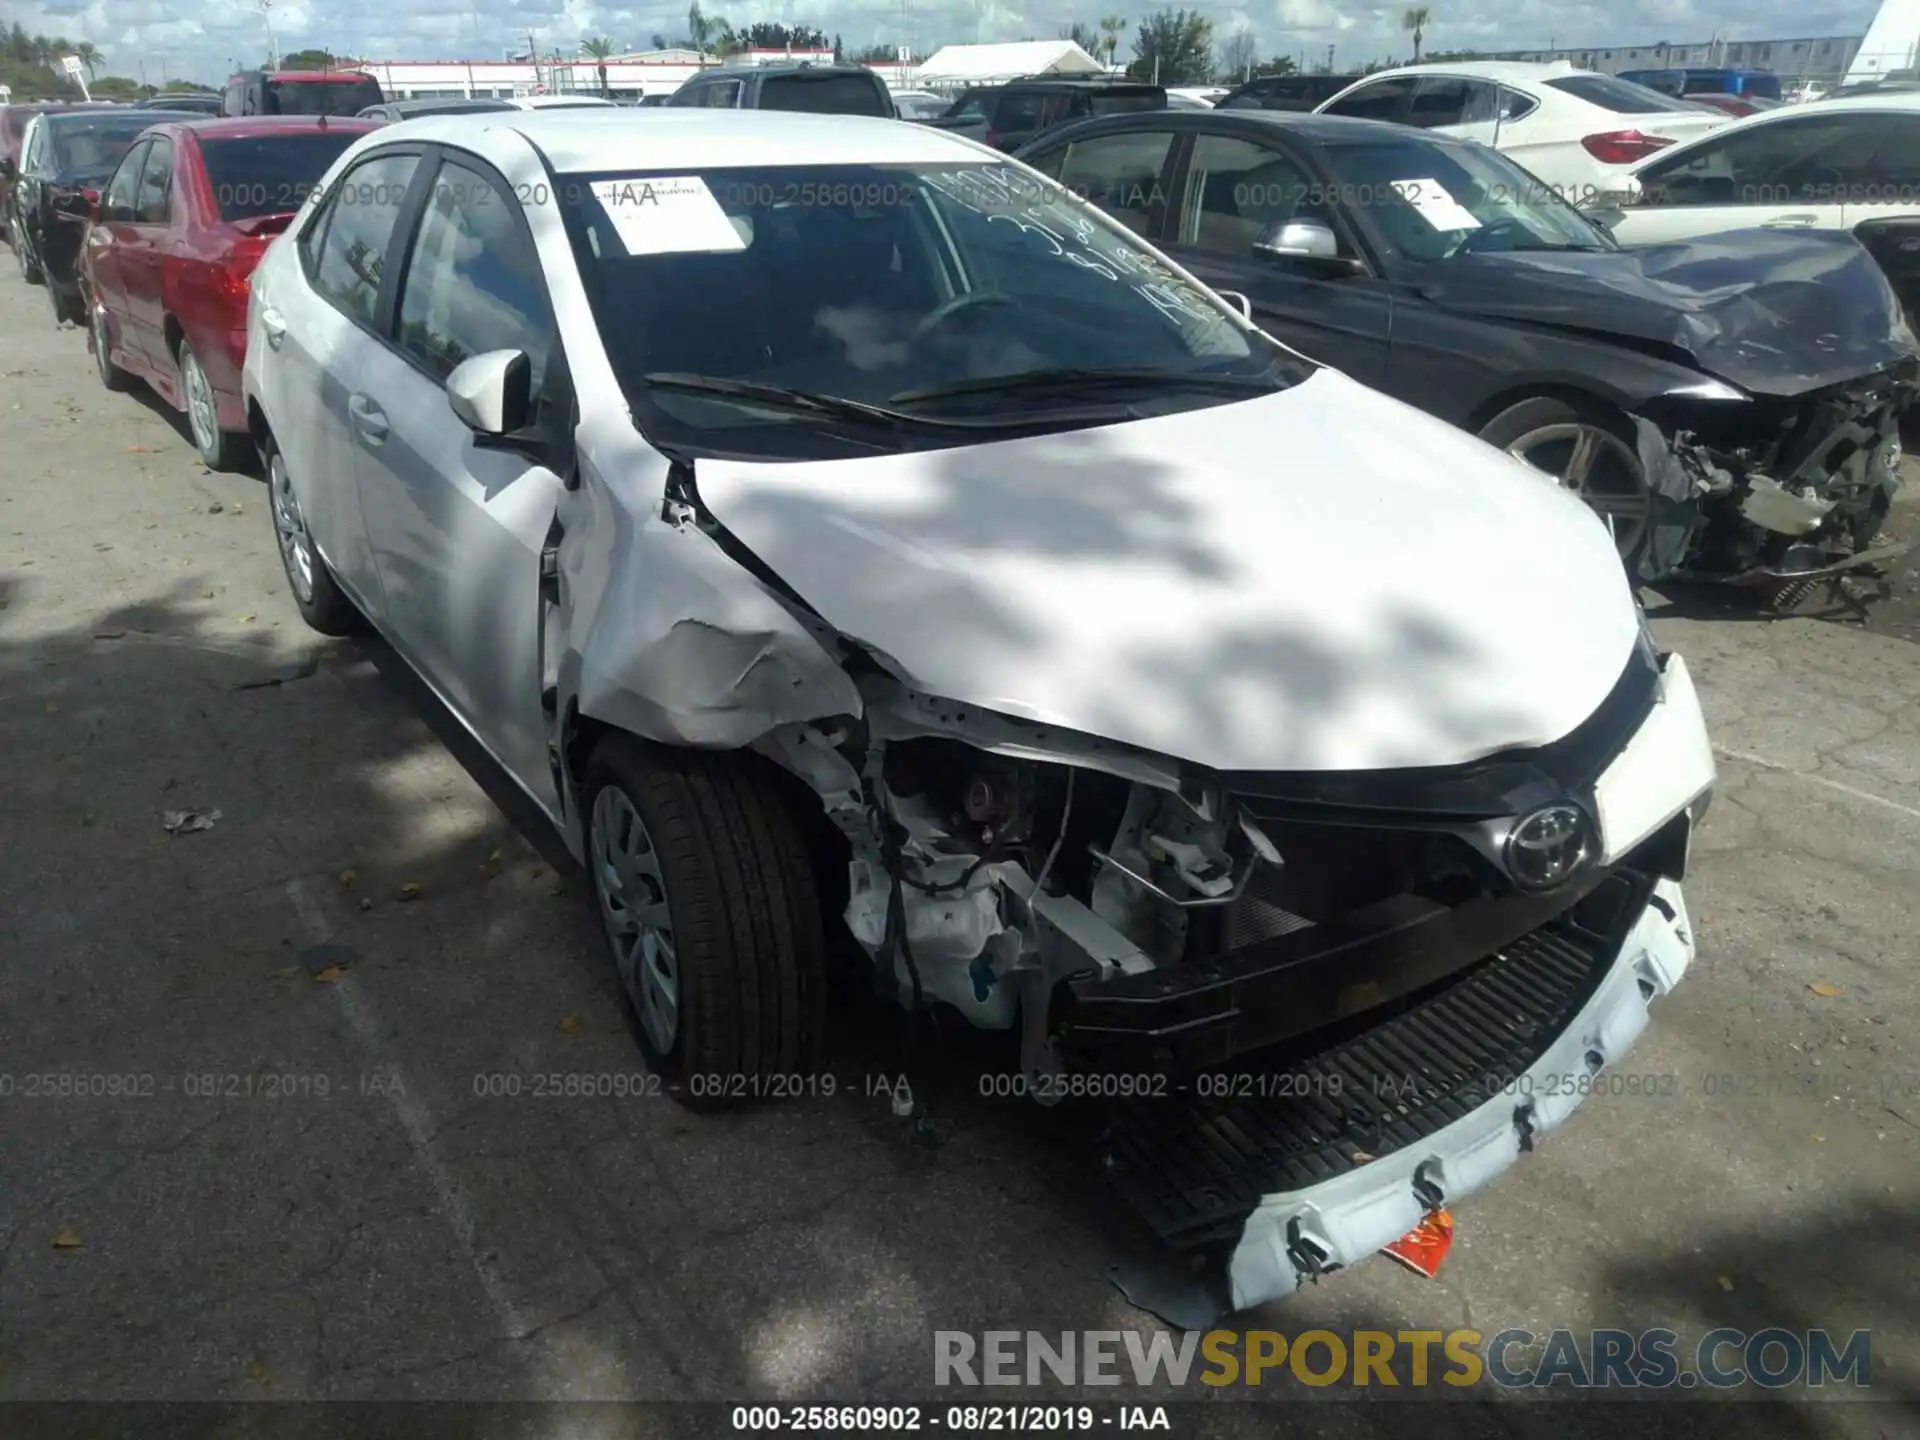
[0,266,1915,1435]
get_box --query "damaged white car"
[245,111,1718,1311]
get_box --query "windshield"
[266,77,384,117]
[51,116,181,172]
[1319,134,1614,262]
[200,132,363,220]
[562,161,1293,457]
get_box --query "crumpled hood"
[1413,230,1920,398]
[692,370,1642,776]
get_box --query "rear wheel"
[1479,395,1652,566]
[16,220,42,284]
[178,338,247,471]
[264,437,361,636]
[90,303,129,391]
[583,736,826,1109]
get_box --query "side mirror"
[447,349,532,436]
[1253,219,1362,273]
[1216,289,1253,322]
[0,156,16,182]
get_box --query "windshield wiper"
[642,373,999,432]
[888,366,1287,406]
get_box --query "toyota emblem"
[1505,804,1595,891]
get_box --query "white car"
[1594,92,1920,253]
[243,109,1715,1314]
[1316,61,1727,205]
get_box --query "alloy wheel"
[590,784,680,1056]
[1505,421,1651,558]
[181,345,219,458]
[269,453,316,605]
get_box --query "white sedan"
[243,108,1713,1313]
[1316,60,1725,204]
[1594,92,1920,246]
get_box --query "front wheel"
[1479,396,1653,567]
[583,736,826,1110]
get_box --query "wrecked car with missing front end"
[244,113,1718,1316]
[1408,227,1920,598]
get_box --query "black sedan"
[10,107,200,325]
[1017,109,1919,588]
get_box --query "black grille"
[1096,904,1628,1251]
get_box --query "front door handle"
[259,306,287,348]
[348,394,389,446]
[1762,213,1820,228]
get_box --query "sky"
[10,0,1889,87]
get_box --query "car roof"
[1017,104,1469,155]
[42,107,202,127]
[266,70,376,81]
[1350,59,1583,85]
[380,109,988,169]
[1803,90,1920,112]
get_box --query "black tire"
[17,221,43,284]
[90,302,130,391]
[583,735,827,1110]
[262,436,362,636]
[177,337,247,471]
[1478,394,1653,570]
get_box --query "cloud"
[5,0,1882,87]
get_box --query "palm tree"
[1098,14,1128,67]
[1402,6,1431,63]
[581,35,615,95]
[75,41,103,78]
[30,35,55,69]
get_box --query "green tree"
[1098,14,1128,66]
[687,2,713,52]
[280,48,337,70]
[581,35,614,94]
[1402,6,1431,63]
[1059,22,1101,56]
[74,41,103,78]
[90,74,146,99]
[1129,8,1212,85]
[1216,24,1257,82]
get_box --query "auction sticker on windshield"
[1390,177,1482,231]
[589,175,748,255]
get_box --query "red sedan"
[81,116,377,470]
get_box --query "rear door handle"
[348,394,389,446]
[260,306,287,348]
[1762,213,1820,228]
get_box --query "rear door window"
[1054,129,1175,236]
[267,77,384,116]
[757,73,891,116]
[1321,76,1418,122]
[103,140,147,222]
[991,93,1047,133]
[305,151,421,327]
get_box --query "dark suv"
[1216,73,1362,112]
[221,69,385,117]
[666,63,896,117]
[923,77,1166,151]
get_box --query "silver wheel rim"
[1505,421,1651,557]
[269,454,316,604]
[590,785,679,1055]
[182,345,219,457]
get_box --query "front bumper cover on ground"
[1221,875,1693,1311]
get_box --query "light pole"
[258,0,277,68]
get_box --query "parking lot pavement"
[1,269,1916,1429]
